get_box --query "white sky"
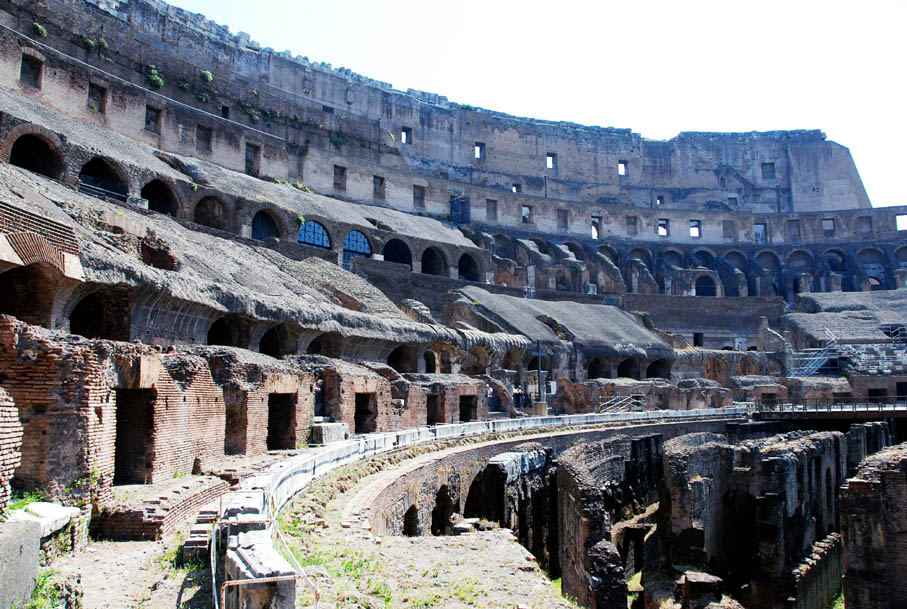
[168,0,907,208]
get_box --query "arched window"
[79,158,127,202]
[458,253,480,282]
[251,210,279,241]
[9,134,63,179]
[194,197,230,231]
[297,221,331,250]
[140,180,178,216]
[421,247,447,276]
[695,276,717,297]
[383,239,412,268]
[342,230,371,268]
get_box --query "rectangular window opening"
[474,142,485,160]
[689,219,702,238]
[754,222,766,244]
[788,219,801,240]
[761,162,776,180]
[221,105,230,119]
[557,209,568,232]
[412,185,425,210]
[144,106,161,133]
[591,216,602,240]
[546,153,557,170]
[245,143,260,176]
[87,82,107,113]
[626,216,638,236]
[196,125,212,152]
[521,205,533,224]
[401,126,412,145]
[486,199,498,222]
[512,183,521,193]
[858,216,873,235]
[728,196,738,206]
[333,165,347,190]
[897,214,907,231]
[693,332,704,347]
[656,195,664,207]
[822,218,835,236]
[322,105,334,114]
[19,54,42,88]
[373,175,386,199]
[657,218,670,237]
[618,160,628,176]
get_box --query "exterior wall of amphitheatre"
[0,0,904,317]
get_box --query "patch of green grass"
[551,578,582,608]
[368,578,393,608]
[449,576,483,605]
[831,590,844,609]
[9,489,45,512]
[154,531,202,573]
[25,570,59,609]
[410,593,442,608]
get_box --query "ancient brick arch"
[248,206,288,241]
[723,250,747,270]
[382,238,412,268]
[457,252,482,282]
[140,178,181,216]
[1,124,66,180]
[67,286,132,342]
[0,262,63,328]
[255,322,299,358]
[420,245,449,277]
[78,156,130,201]
[705,357,729,385]
[190,190,235,233]
[734,354,758,376]
[387,344,419,373]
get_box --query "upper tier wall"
[0,0,872,215]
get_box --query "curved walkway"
[212,407,750,608]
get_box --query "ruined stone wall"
[555,377,731,414]
[840,442,907,609]
[0,315,111,499]
[660,424,890,609]
[362,420,733,538]
[623,294,785,350]
[0,386,22,514]
[556,434,662,609]
[0,0,875,215]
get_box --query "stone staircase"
[181,501,219,563]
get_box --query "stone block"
[0,520,41,609]
[310,422,349,444]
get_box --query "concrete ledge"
[7,502,80,538]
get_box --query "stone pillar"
[827,273,843,292]
[894,268,907,289]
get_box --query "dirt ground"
[279,446,576,609]
[49,524,210,609]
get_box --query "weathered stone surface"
[0,519,41,609]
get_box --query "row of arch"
[6,130,487,282]
[493,229,906,299]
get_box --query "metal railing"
[599,394,645,413]
[755,396,907,414]
[77,181,128,203]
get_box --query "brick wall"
[0,386,22,514]
[0,200,79,256]
[840,443,907,609]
